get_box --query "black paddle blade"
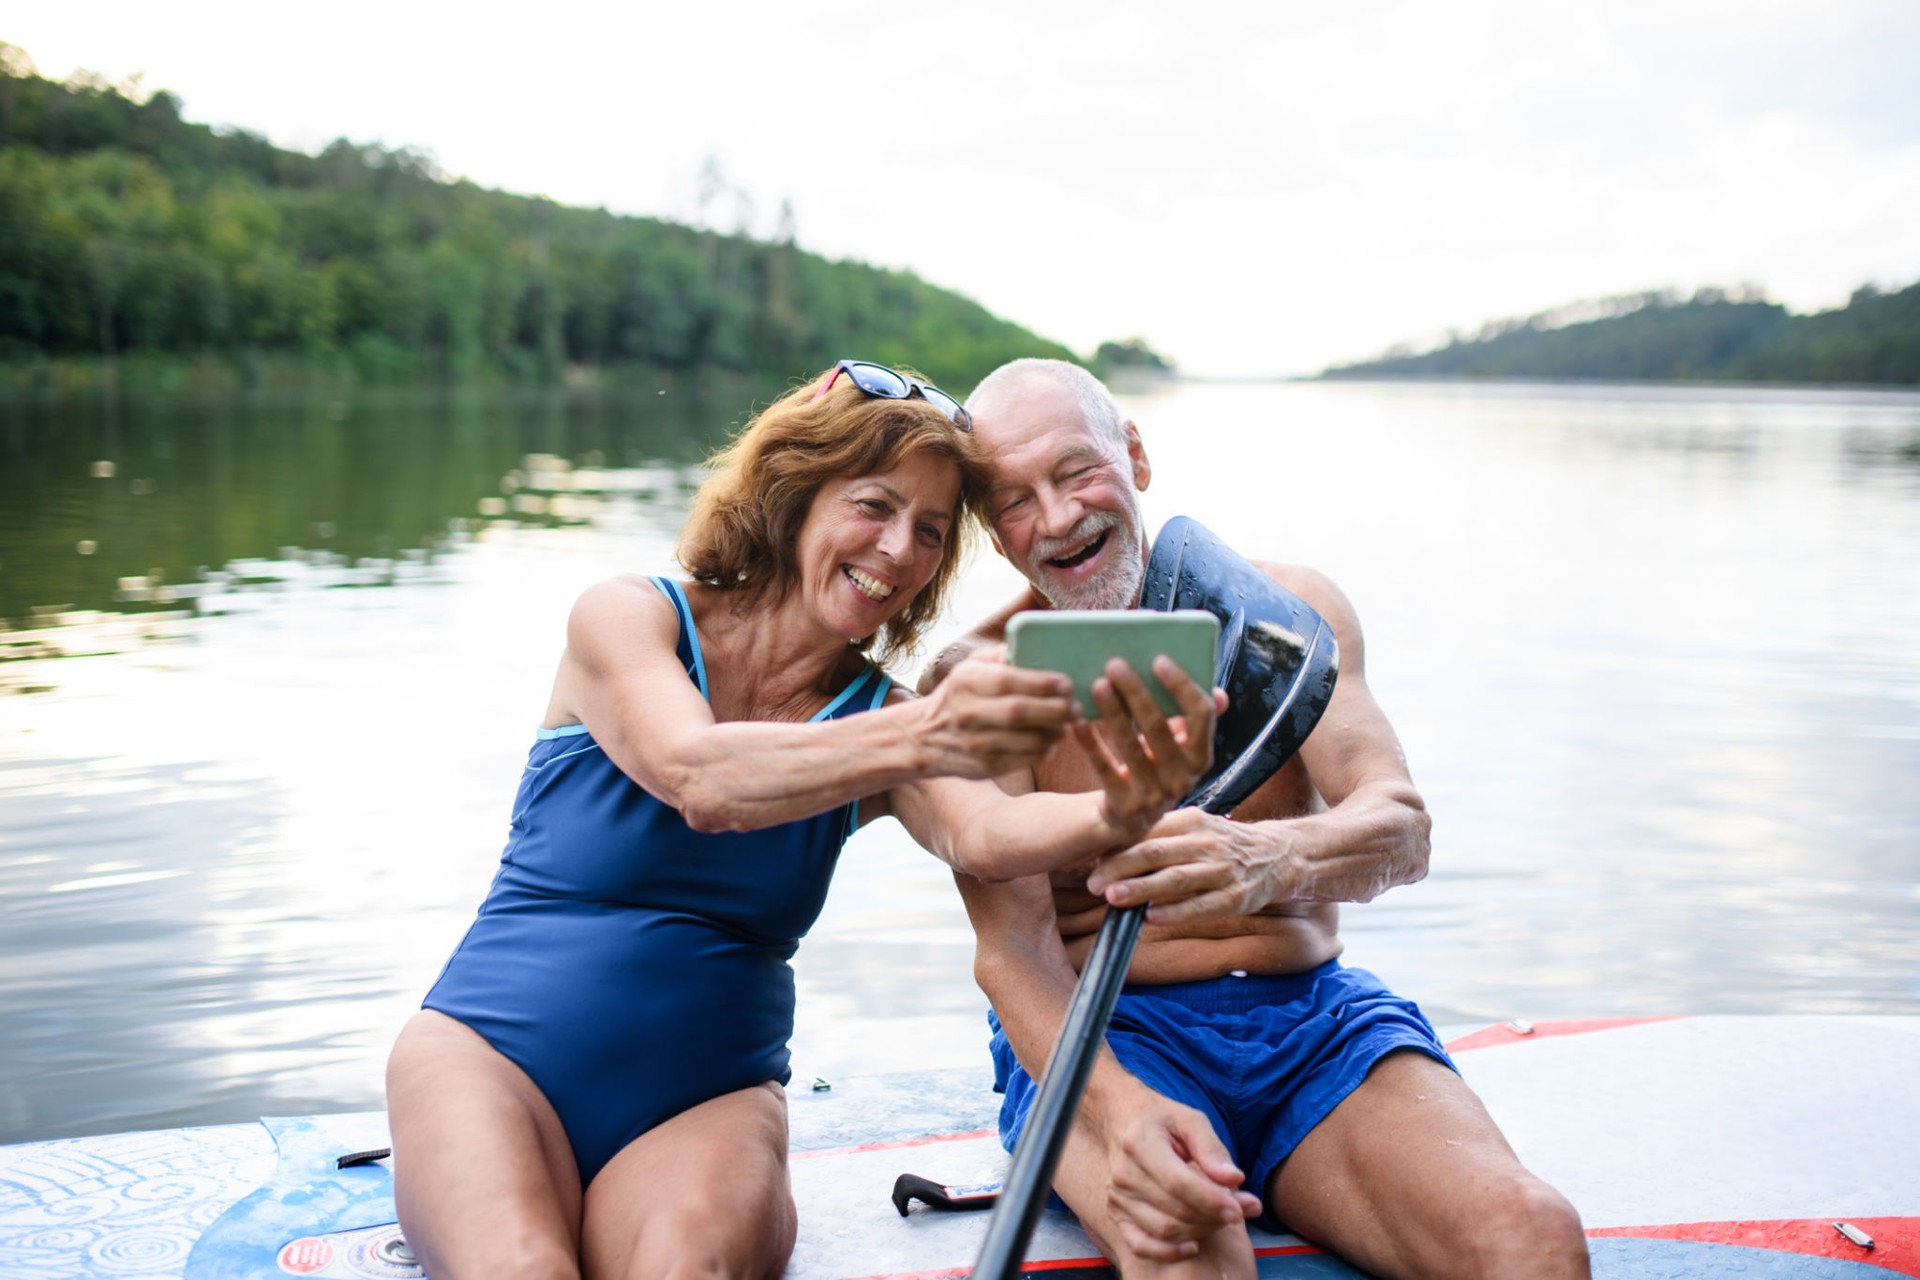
[1140,516,1340,814]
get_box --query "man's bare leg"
[1049,1113,1259,1279]
[1268,1050,1590,1280]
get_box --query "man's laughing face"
[973,381,1150,610]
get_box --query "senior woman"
[386,361,1218,1280]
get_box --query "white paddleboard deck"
[2,1016,1915,1277]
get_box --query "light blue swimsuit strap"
[814,664,875,721]
[648,576,709,697]
[537,577,701,740]
[543,577,893,822]
[645,576,878,722]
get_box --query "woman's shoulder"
[572,571,681,607]
[567,573,685,643]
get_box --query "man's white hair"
[967,359,1128,449]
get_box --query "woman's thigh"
[386,1010,583,1280]
[581,1080,795,1280]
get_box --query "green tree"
[1,49,1080,389]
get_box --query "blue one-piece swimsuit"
[423,576,892,1185]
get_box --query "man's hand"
[1091,1083,1262,1261]
[1085,809,1300,924]
[1078,656,1223,840]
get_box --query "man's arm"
[916,585,1044,695]
[885,651,1221,881]
[1087,562,1431,923]
[953,871,1261,1261]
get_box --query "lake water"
[2,379,1917,1146]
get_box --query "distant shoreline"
[1130,372,1920,397]
[1310,372,1920,396]
[0,352,786,396]
[1316,283,1920,387]
[12,357,1920,401]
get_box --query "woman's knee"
[585,1084,794,1278]
[615,1194,795,1280]
[465,1229,579,1280]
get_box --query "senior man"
[925,359,1588,1278]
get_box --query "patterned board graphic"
[2,1020,1916,1278]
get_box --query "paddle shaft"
[970,900,1146,1279]
[969,714,1326,1275]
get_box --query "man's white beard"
[1042,552,1144,611]
[1029,513,1146,611]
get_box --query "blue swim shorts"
[988,959,1456,1227]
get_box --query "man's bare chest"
[1035,738,1321,821]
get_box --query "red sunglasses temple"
[811,365,849,401]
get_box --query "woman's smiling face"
[794,449,963,643]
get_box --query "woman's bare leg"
[580,1081,795,1280]
[386,1010,584,1280]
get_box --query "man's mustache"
[1031,514,1124,565]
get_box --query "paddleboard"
[2,1016,1914,1277]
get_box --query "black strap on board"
[335,1147,392,1169]
[891,1173,1004,1216]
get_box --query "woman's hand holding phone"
[913,645,1079,779]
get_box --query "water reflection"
[2,380,1917,1144]
[1843,428,1920,479]
[0,388,731,684]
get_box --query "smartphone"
[1005,610,1220,718]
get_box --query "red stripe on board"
[1444,1016,1683,1053]
[790,1128,997,1161]
[1587,1217,1920,1276]
[837,1224,1920,1280]
[838,1241,1325,1279]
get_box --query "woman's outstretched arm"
[883,654,1221,881]
[552,576,1078,833]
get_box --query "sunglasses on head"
[814,359,972,432]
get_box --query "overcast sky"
[9,0,1920,376]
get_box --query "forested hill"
[0,50,1075,388]
[1322,283,1920,385]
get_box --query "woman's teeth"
[844,566,895,602]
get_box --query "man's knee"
[1083,1219,1258,1280]
[1449,1173,1589,1279]
[1050,1128,1256,1280]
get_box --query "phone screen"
[1005,610,1220,717]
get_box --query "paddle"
[968,517,1340,1280]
